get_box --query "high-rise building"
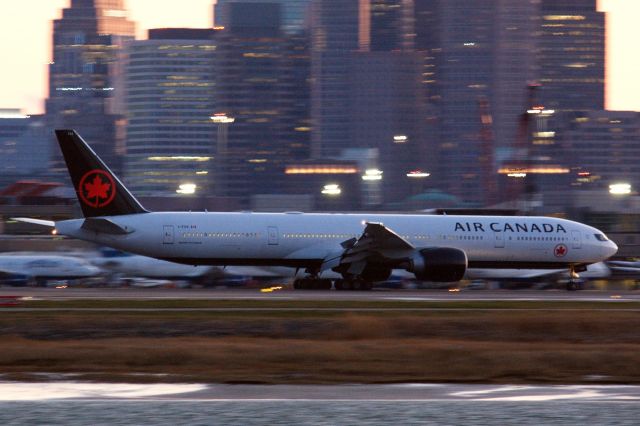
[414,0,498,205]
[370,0,415,51]
[564,111,640,192]
[350,50,428,204]
[413,0,544,206]
[0,110,50,179]
[47,0,136,174]
[124,28,218,196]
[310,0,370,159]
[215,2,310,203]
[214,0,312,34]
[310,1,430,205]
[536,0,605,112]
[492,0,539,151]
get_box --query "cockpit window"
[594,234,609,242]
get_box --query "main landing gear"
[292,276,373,291]
[292,277,332,290]
[334,278,373,291]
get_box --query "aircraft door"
[494,232,505,248]
[267,226,279,245]
[572,230,582,249]
[163,225,174,244]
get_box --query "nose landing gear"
[566,265,582,291]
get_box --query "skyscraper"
[0,110,50,179]
[47,0,136,174]
[565,111,640,191]
[414,0,541,206]
[350,50,428,203]
[536,0,605,112]
[370,0,415,51]
[309,1,430,205]
[310,0,370,159]
[215,2,310,203]
[124,28,218,196]
[414,0,498,205]
[214,0,313,34]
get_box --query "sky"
[0,0,639,114]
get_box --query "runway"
[0,287,639,302]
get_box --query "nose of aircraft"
[606,240,618,259]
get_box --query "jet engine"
[409,247,468,282]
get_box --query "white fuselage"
[54,212,618,275]
[91,253,212,278]
[0,255,101,279]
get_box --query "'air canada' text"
[455,222,568,233]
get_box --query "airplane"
[0,253,101,286]
[14,130,618,291]
[90,248,214,282]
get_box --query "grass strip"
[0,305,638,384]
[0,337,638,384]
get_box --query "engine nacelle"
[410,247,468,282]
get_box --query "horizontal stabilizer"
[81,218,134,235]
[11,218,55,228]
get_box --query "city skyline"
[0,0,638,114]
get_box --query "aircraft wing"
[0,267,32,286]
[329,222,415,275]
[12,218,55,227]
[0,268,23,277]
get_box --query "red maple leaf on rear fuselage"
[84,175,111,202]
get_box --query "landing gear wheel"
[566,266,581,291]
[335,276,373,291]
[317,279,332,290]
[293,278,333,290]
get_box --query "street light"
[211,113,235,197]
[609,183,631,195]
[211,113,235,154]
[210,114,235,124]
[321,184,341,195]
[362,169,383,181]
[177,183,197,195]
[406,170,430,178]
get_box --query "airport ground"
[0,289,639,385]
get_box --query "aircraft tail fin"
[54,129,148,218]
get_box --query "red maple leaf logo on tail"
[85,175,111,201]
[78,170,116,208]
